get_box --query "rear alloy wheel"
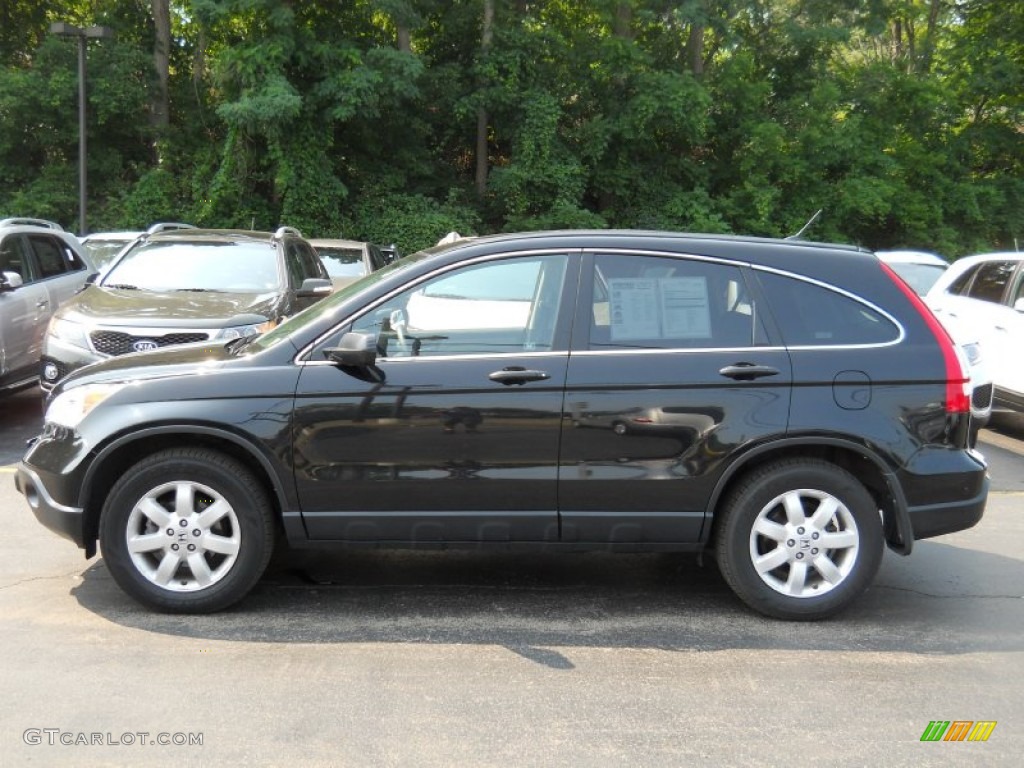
[715,459,884,620]
[100,448,274,613]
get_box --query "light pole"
[49,22,115,236]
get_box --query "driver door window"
[350,255,570,357]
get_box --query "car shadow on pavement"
[67,539,1024,659]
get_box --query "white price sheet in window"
[608,276,710,341]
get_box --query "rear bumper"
[907,474,988,541]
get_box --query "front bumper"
[15,463,87,550]
[39,335,101,390]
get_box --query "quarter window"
[756,271,899,346]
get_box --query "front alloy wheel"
[125,480,241,592]
[100,448,274,613]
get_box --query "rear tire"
[715,459,884,620]
[99,448,274,613]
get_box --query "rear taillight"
[879,262,970,414]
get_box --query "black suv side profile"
[15,231,988,619]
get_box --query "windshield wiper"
[176,287,223,293]
[105,283,139,290]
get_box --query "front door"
[0,234,49,380]
[293,252,579,543]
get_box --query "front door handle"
[489,367,551,386]
[719,363,780,381]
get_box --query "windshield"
[244,249,427,353]
[102,241,282,292]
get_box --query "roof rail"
[0,217,64,231]
[146,222,196,234]
[274,226,303,239]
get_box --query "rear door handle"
[719,363,780,381]
[489,367,551,385]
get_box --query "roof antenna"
[786,209,823,241]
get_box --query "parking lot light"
[48,22,115,236]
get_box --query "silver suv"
[0,219,96,394]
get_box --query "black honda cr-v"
[15,231,988,619]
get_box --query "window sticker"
[660,277,711,339]
[608,278,661,340]
[607,276,711,340]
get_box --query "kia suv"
[15,231,988,619]
[39,226,332,389]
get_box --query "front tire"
[715,459,884,620]
[99,448,274,613]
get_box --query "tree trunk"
[686,24,705,76]
[151,0,170,159]
[475,0,494,197]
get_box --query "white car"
[926,252,1024,414]
[875,250,950,296]
[875,250,993,430]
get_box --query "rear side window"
[756,271,899,346]
[965,261,1016,304]
[588,254,766,350]
[28,234,81,278]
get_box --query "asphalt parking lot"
[1,388,1022,766]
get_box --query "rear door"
[293,251,579,542]
[559,251,792,544]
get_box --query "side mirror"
[296,277,333,298]
[323,331,378,368]
[0,271,24,292]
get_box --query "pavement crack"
[874,584,1023,600]
[0,570,83,591]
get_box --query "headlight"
[48,316,89,349]
[213,319,277,341]
[46,383,125,429]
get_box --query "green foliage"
[0,0,1019,252]
[343,193,482,254]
